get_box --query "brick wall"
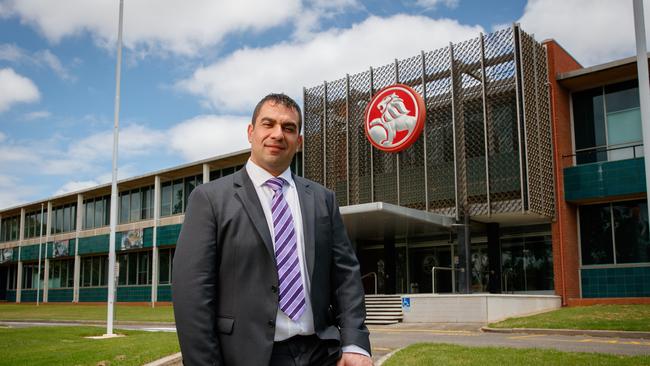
[544,40,582,304]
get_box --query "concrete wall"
[401,294,561,324]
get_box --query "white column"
[203,163,210,184]
[43,258,49,302]
[633,0,650,218]
[16,261,22,303]
[19,208,25,242]
[74,195,83,303]
[151,175,161,305]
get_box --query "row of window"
[24,210,47,239]
[0,216,19,242]
[4,248,175,290]
[1,159,303,240]
[573,80,642,164]
[580,199,650,265]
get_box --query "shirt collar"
[245,158,294,189]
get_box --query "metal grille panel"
[303,25,553,220]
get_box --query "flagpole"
[36,203,44,306]
[107,0,124,336]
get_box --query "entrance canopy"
[340,202,454,242]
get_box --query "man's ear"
[297,135,303,152]
[247,124,254,143]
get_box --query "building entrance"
[409,245,453,294]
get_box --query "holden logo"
[364,84,426,153]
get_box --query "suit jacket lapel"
[294,175,315,279]
[233,169,275,259]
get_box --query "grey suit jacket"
[172,168,370,366]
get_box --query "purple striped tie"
[265,177,306,321]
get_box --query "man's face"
[248,100,302,176]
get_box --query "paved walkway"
[3,321,650,364]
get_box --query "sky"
[0,0,647,209]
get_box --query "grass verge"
[0,303,174,323]
[489,304,650,332]
[0,325,179,366]
[383,343,650,366]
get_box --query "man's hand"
[337,352,373,366]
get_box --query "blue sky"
[0,0,646,209]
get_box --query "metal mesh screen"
[398,54,426,210]
[303,85,324,184]
[424,47,456,217]
[303,25,553,220]
[519,29,555,218]
[348,71,373,205]
[484,28,524,214]
[325,78,348,207]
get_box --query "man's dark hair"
[251,93,302,131]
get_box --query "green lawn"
[489,305,650,332]
[0,326,179,366]
[0,303,175,323]
[383,343,650,366]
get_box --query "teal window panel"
[47,289,74,302]
[19,290,43,302]
[79,287,108,302]
[582,267,650,298]
[78,235,110,255]
[156,225,182,246]
[117,286,152,302]
[143,227,154,247]
[157,284,172,301]
[6,290,16,302]
[564,158,646,202]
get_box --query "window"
[118,186,154,224]
[21,262,45,289]
[48,259,74,288]
[1,216,20,242]
[158,248,175,284]
[117,251,152,285]
[209,165,242,182]
[6,264,18,290]
[51,203,77,234]
[573,80,642,164]
[160,175,202,217]
[580,199,650,265]
[80,255,108,287]
[83,195,110,230]
[501,235,554,292]
[23,210,46,239]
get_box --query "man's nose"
[270,125,284,139]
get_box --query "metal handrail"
[361,272,378,295]
[431,266,463,294]
[561,143,643,159]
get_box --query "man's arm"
[172,186,221,366]
[327,190,371,355]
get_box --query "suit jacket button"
[268,320,275,328]
[271,285,277,293]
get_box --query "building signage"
[52,240,69,258]
[364,84,426,153]
[120,229,144,250]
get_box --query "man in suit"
[172,93,372,366]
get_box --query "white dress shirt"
[245,160,370,358]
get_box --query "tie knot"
[265,177,285,193]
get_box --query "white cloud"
[54,180,99,195]
[0,43,25,62]
[0,44,75,81]
[23,110,51,120]
[178,14,483,112]
[168,115,250,161]
[518,0,648,66]
[0,174,36,209]
[3,0,301,56]
[0,68,40,113]
[415,0,460,9]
